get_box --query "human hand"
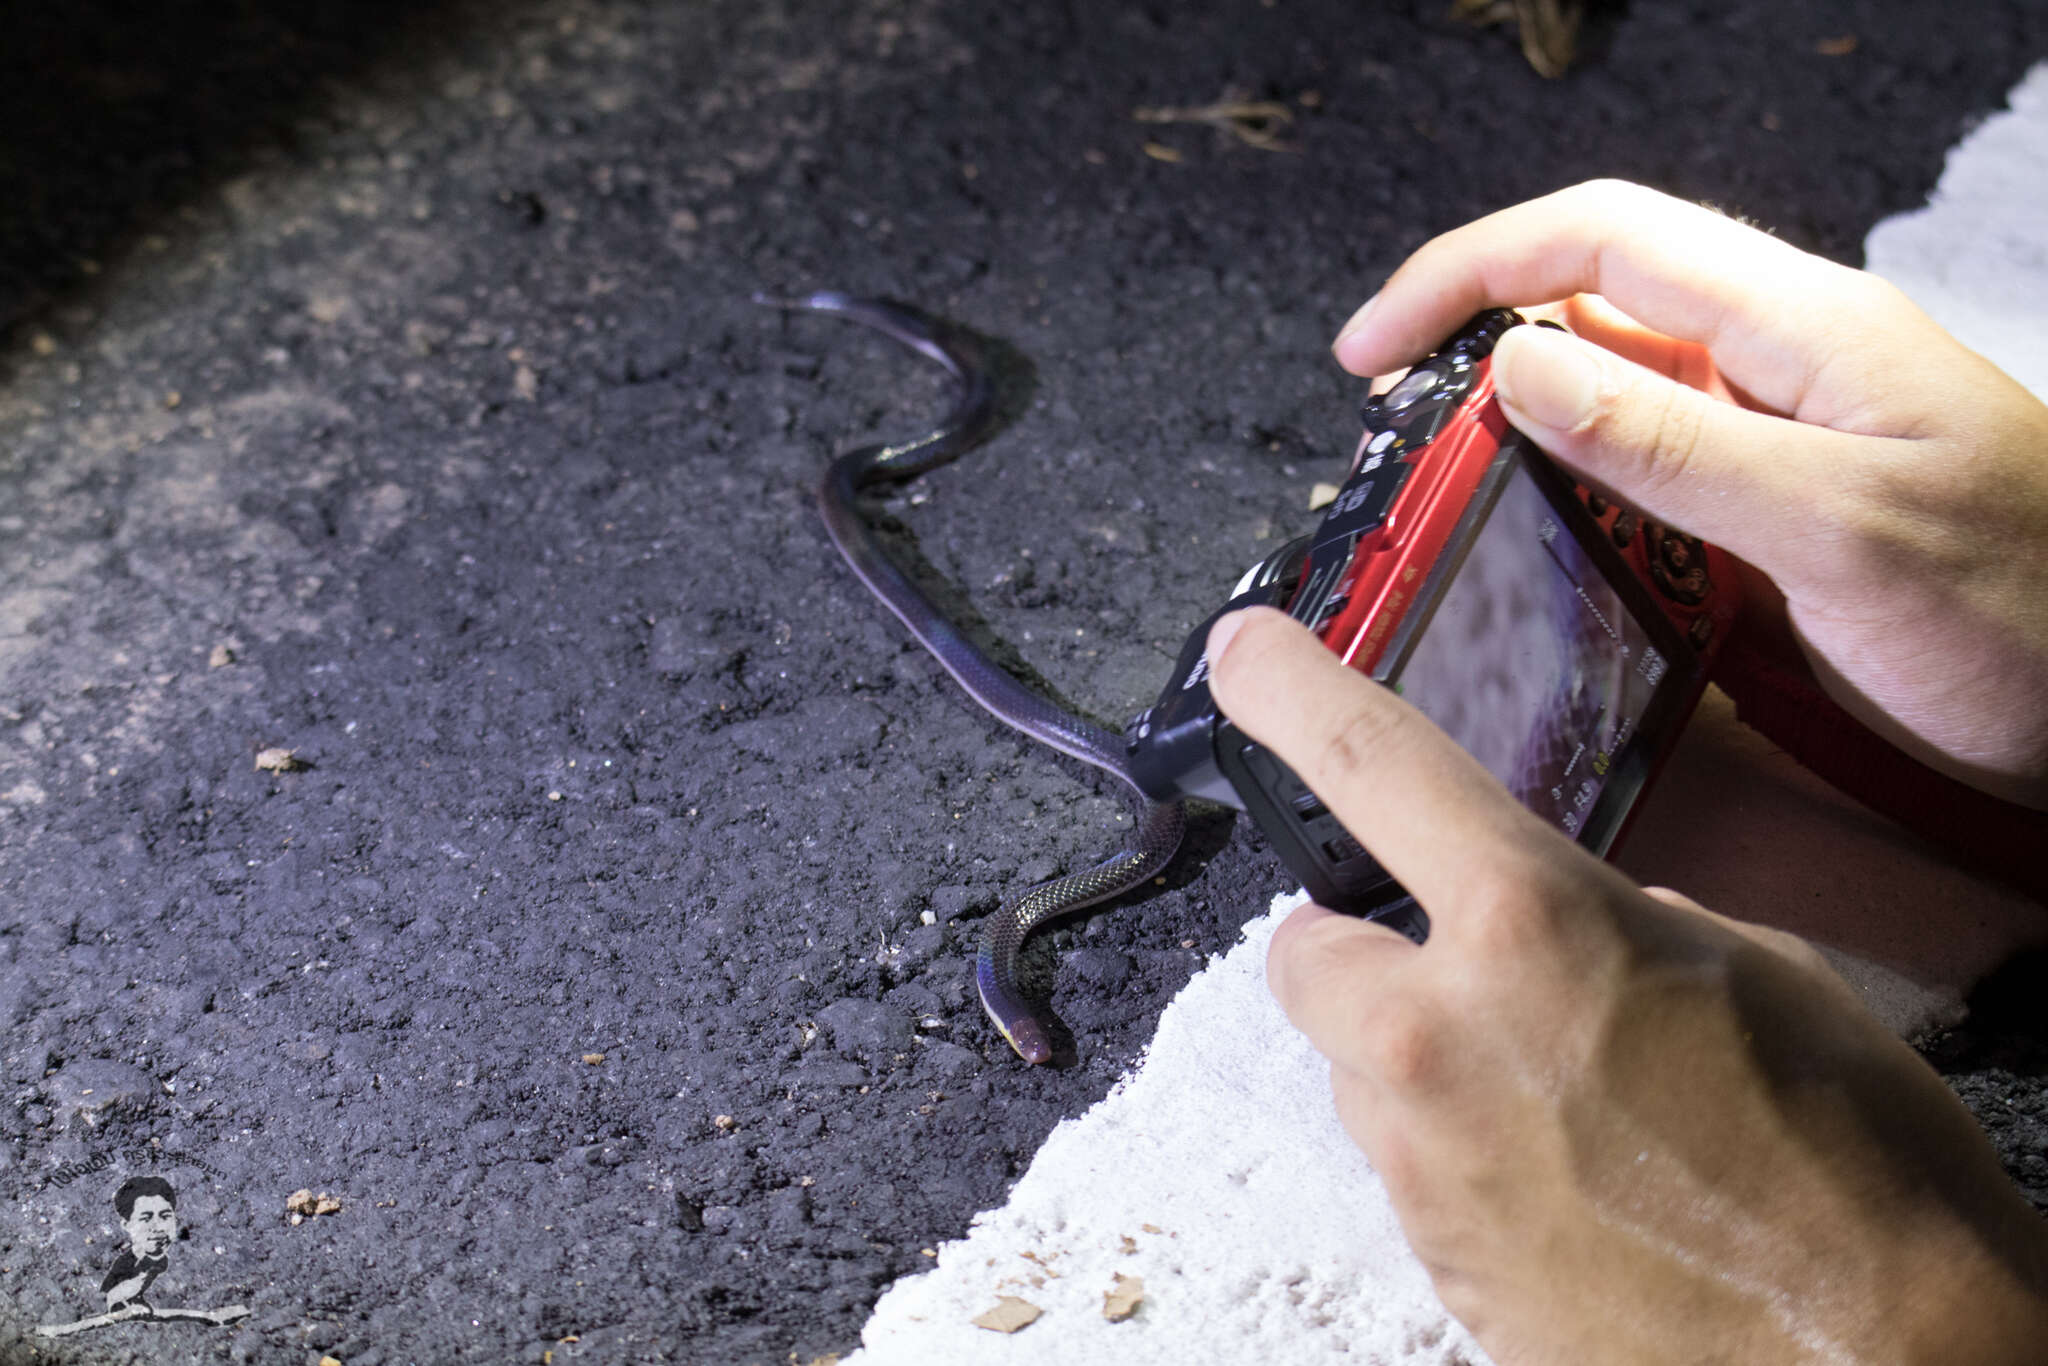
[1205,605,2048,1365]
[1331,179,2048,808]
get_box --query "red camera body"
[1308,311,1736,681]
[1128,310,1739,934]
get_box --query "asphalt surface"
[2,2,2045,1362]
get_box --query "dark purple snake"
[759,291,1186,1064]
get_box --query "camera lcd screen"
[1387,457,1673,842]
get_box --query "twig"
[35,1303,251,1338]
[1131,100,1296,152]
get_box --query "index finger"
[1204,606,1565,924]
[1331,179,1896,421]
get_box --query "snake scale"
[760,291,1186,1064]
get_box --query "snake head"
[1003,1018,1055,1067]
[979,950,1057,1065]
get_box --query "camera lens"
[1382,368,1437,413]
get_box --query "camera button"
[1324,832,1368,864]
[1651,560,1711,607]
[1658,529,1701,574]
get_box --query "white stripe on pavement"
[1866,64,2048,398]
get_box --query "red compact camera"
[1125,309,1740,938]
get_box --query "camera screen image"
[1388,458,1669,840]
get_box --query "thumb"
[1489,323,1864,578]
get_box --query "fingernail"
[1206,608,1251,665]
[1494,324,1605,431]
[1332,292,1380,349]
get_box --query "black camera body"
[1126,310,1738,939]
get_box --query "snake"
[758,291,1187,1065]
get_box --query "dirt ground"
[2,2,2044,1362]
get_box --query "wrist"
[1895,1250,2048,1366]
[1838,1145,2048,1365]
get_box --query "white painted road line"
[1866,64,2048,398]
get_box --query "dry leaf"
[1019,1249,1062,1278]
[208,644,235,668]
[581,1052,606,1065]
[255,747,306,773]
[1103,1272,1145,1322]
[1141,141,1183,164]
[287,1188,340,1218]
[514,364,539,401]
[1449,0,1581,77]
[1309,481,1341,510]
[1815,34,1858,56]
[1140,1223,1163,1234]
[972,1296,1043,1334]
[1118,1235,1137,1255]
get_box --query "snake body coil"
[762,291,1186,1064]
